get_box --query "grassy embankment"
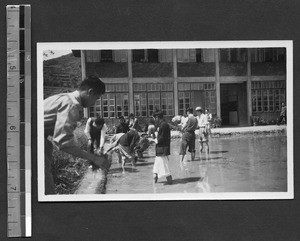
[51,123,90,194]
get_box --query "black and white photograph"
[37,41,293,201]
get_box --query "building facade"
[74,48,286,126]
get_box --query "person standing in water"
[205,108,212,136]
[196,106,209,154]
[179,107,198,163]
[153,111,172,185]
[277,102,287,125]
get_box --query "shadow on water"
[135,162,154,167]
[159,177,200,185]
[209,150,228,154]
[207,156,226,161]
[138,156,154,159]
[109,167,139,174]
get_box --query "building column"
[128,50,134,114]
[81,50,88,118]
[247,49,252,125]
[173,49,179,116]
[214,49,221,118]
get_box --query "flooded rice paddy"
[105,134,287,194]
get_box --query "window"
[147,83,160,92]
[264,48,274,62]
[252,91,257,112]
[86,50,100,63]
[204,83,215,90]
[102,93,115,118]
[263,90,269,111]
[89,83,129,118]
[148,92,160,116]
[147,49,159,63]
[205,91,216,115]
[220,49,230,62]
[275,89,286,111]
[250,48,286,63]
[89,99,101,117]
[132,50,145,62]
[161,92,174,116]
[269,90,274,112]
[134,93,147,117]
[220,49,246,62]
[231,49,238,62]
[191,82,204,90]
[178,83,190,91]
[133,83,146,92]
[252,80,286,112]
[178,91,194,115]
[257,90,262,112]
[116,93,129,117]
[196,49,202,63]
[133,83,174,117]
[101,50,113,62]
[178,82,216,115]
[161,83,173,91]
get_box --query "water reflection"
[196,153,211,193]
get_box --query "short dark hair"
[79,75,106,95]
[149,118,156,124]
[95,117,105,126]
[156,111,164,119]
[186,107,193,113]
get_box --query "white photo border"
[37,41,293,202]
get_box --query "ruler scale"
[6,5,31,237]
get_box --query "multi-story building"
[72,48,286,126]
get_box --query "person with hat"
[153,111,172,184]
[115,116,130,134]
[196,106,209,154]
[179,107,198,163]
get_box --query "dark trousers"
[88,138,100,154]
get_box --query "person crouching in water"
[196,106,209,154]
[153,111,172,185]
[112,129,140,173]
[84,116,107,155]
[115,116,130,134]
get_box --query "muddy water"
[106,134,287,194]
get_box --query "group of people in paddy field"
[84,106,212,186]
[44,75,212,194]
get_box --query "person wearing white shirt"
[205,109,212,135]
[44,76,108,194]
[196,106,209,154]
[84,117,108,155]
